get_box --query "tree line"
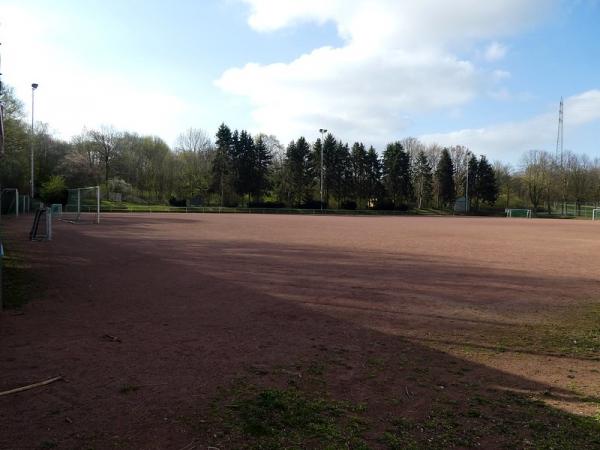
[1,85,599,213]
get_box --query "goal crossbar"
[64,186,100,224]
[506,208,532,219]
[592,209,600,221]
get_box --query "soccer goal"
[506,208,532,219]
[0,188,20,217]
[64,186,100,224]
[592,209,600,221]
[30,207,52,241]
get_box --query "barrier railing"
[82,205,443,216]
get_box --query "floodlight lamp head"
[32,83,39,90]
[319,128,327,133]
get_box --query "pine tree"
[365,146,382,206]
[211,123,232,206]
[328,141,351,206]
[350,142,368,208]
[235,130,255,202]
[476,155,498,207]
[251,135,273,202]
[310,138,323,204]
[383,142,412,207]
[285,137,312,206]
[321,133,337,205]
[467,154,479,210]
[413,151,433,209]
[435,148,455,208]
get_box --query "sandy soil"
[1,213,599,449]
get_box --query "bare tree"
[174,128,214,200]
[493,161,513,209]
[88,126,123,191]
[521,150,553,212]
[175,128,212,154]
[449,145,470,197]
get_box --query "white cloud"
[420,90,600,161]
[484,42,508,61]
[0,4,189,144]
[217,0,554,143]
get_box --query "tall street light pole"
[465,151,471,214]
[30,83,38,199]
[319,128,327,211]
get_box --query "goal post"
[592,209,600,221]
[506,208,532,219]
[0,188,19,217]
[64,186,100,224]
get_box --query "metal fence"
[0,241,3,310]
[80,205,444,216]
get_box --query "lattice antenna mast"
[555,98,564,166]
[0,41,3,97]
[555,98,566,215]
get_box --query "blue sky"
[1,0,599,163]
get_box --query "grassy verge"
[1,247,33,309]
[383,392,600,450]
[195,359,600,449]
[484,304,600,359]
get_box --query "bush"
[301,200,327,209]
[340,200,357,210]
[107,177,133,195]
[372,199,410,211]
[168,197,186,207]
[40,176,67,205]
[372,199,395,210]
[248,201,286,209]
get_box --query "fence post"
[0,241,3,310]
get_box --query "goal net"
[593,209,600,221]
[64,186,100,223]
[0,188,20,217]
[506,208,532,219]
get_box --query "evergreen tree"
[329,141,351,206]
[285,137,312,206]
[310,138,323,204]
[413,151,433,209]
[382,142,412,207]
[210,123,232,206]
[476,155,498,207]
[235,130,255,202]
[251,135,273,202]
[350,142,368,208]
[321,133,337,205]
[365,146,382,206]
[435,148,455,208]
[466,154,479,209]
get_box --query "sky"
[0,0,599,163]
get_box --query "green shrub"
[40,175,67,205]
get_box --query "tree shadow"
[1,215,599,449]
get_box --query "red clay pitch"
[1,214,600,448]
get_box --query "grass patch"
[1,248,34,309]
[382,392,600,450]
[497,305,600,358]
[207,383,369,449]
[118,384,140,394]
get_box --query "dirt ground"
[1,213,600,449]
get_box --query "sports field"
[2,214,600,449]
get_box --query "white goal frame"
[506,208,532,219]
[65,186,100,224]
[0,188,19,217]
[592,209,600,221]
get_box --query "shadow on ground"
[0,215,599,449]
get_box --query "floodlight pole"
[465,151,471,214]
[319,128,327,211]
[30,83,38,200]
